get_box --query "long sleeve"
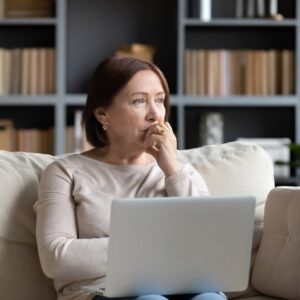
[165,164,210,197]
[33,155,211,300]
[34,161,108,282]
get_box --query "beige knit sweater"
[34,154,209,300]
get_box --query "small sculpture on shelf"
[199,112,224,146]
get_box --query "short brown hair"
[82,55,170,148]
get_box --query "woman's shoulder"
[43,153,91,174]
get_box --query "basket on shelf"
[115,43,155,63]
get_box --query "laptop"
[82,196,256,297]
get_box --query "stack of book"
[185,49,295,96]
[0,47,56,95]
[0,118,54,153]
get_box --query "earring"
[102,125,108,131]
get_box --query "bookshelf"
[177,0,297,149]
[0,0,298,155]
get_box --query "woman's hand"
[143,122,182,177]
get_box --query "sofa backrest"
[0,141,274,300]
[0,151,57,300]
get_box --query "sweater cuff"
[165,167,189,196]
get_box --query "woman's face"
[96,70,166,150]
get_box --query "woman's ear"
[94,107,108,125]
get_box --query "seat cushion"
[251,187,300,300]
[0,150,57,300]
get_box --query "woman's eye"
[156,98,164,104]
[133,99,146,106]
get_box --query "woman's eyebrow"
[130,91,165,96]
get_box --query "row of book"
[0,119,54,153]
[187,0,283,20]
[0,47,56,95]
[0,111,93,154]
[185,49,295,96]
[0,0,54,18]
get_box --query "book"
[256,0,265,18]
[199,0,211,22]
[219,50,231,96]
[236,0,244,18]
[37,48,47,94]
[3,49,12,95]
[269,0,278,16]
[281,50,295,95]
[21,48,30,95]
[10,48,21,94]
[207,51,216,96]
[0,0,5,18]
[245,50,254,95]
[246,0,255,18]
[267,50,277,95]
[196,50,206,96]
[29,48,38,95]
[46,48,55,94]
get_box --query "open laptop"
[82,196,256,297]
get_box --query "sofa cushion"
[0,150,57,300]
[251,187,300,300]
[178,141,275,251]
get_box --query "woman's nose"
[146,103,159,122]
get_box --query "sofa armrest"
[251,187,300,300]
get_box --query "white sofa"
[0,141,299,300]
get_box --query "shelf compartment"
[0,106,54,154]
[185,106,295,149]
[66,0,177,94]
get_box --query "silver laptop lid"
[105,196,256,297]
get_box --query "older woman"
[34,56,225,300]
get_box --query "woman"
[34,56,226,300]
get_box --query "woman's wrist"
[163,162,182,177]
